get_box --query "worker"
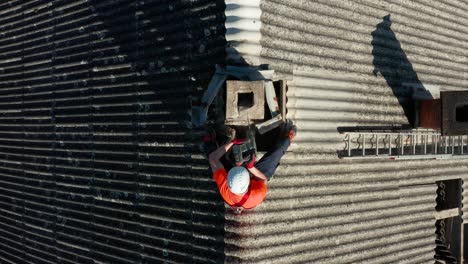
[209,122,296,213]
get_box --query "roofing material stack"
[223,0,468,263]
[0,0,226,263]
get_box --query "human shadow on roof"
[336,15,432,157]
[371,14,431,127]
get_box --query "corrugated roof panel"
[2,0,468,263]
[219,0,468,263]
[259,0,468,153]
[288,70,408,154]
[225,158,468,263]
[225,0,262,65]
[260,0,468,84]
[0,0,227,263]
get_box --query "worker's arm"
[208,142,234,172]
[247,166,267,181]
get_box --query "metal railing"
[342,130,468,159]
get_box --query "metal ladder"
[342,129,468,159]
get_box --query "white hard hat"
[227,166,250,195]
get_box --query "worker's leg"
[254,137,290,180]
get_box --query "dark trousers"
[255,137,290,180]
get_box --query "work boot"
[283,119,297,141]
[288,125,297,141]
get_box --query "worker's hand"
[246,154,256,169]
[231,138,247,145]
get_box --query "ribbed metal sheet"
[0,0,226,263]
[225,0,261,65]
[3,0,468,263]
[220,0,468,263]
[288,70,409,155]
[225,158,468,263]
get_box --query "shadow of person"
[371,14,431,127]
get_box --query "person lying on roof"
[209,121,296,213]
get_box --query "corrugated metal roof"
[0,0,226,263]
[225,0,262,65]
[2,0,468,263]
[226,158,468,263]
[221,0,468,263]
